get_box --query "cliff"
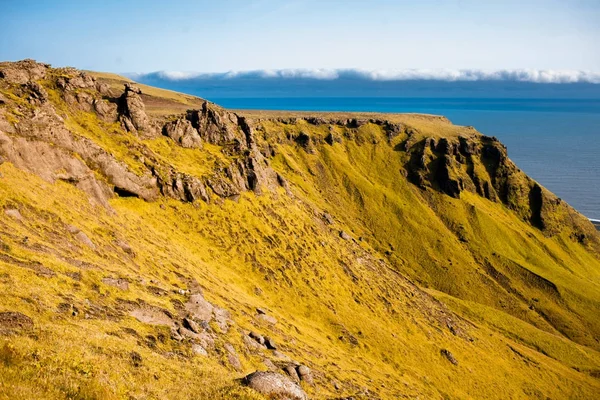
[1,60,599,399]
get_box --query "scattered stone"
[323,212,334,225]
[264,336,277,350]
[242,371,308,400]
[185,294,214,322]
[249,331,266,346]
[0,311,34,334]
[130,306,173,326]
[243,334,261,349]
[213,306,231,332]
[183,317,200,334]
[257,313,278,325]
[297,365,314,385]
[65,224,80,234]
[339,231,351,241]
[192,343,208,356]
[75,231,95,249]
[4,209,23,221]
[441,348,458,365]
[284,364,300,382]
[228,353,243,371]
[102,277,129,291]
[129,351,143,367]
[272,350,292,361]
[115,239,135,256]
[263,358,278,371]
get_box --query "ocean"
[132,75,600,219]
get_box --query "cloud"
[128,68,600,84]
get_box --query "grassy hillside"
[0,60,599,399]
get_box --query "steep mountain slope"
[0,59,599,399]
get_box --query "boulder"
[4,209,23,221]
[284,364,300,382]
[339,231,351,241]
[75,231,96,249]
[249,331,266,346]
[242,371,308,400]
[183,317,200,333]
[192,343,208,356]
[440,348,458,365]
[102,277,129,291]
[162,118,203,148]
[264,336,277,350]
[184,294,214,322]
[296,365,314,385]
[257,313,278,325]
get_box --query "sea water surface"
[131,74,600,219]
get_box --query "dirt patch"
[0,312,34,334]
[130,306,174,327]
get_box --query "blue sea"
[133,75,600,219]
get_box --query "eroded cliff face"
[0,60,282,208]
[403,132,598,245]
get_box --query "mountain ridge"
[1,59,599,399]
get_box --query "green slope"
[0,60,599,399]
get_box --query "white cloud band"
[129,68,600,84]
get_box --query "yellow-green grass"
[1,157,599,399]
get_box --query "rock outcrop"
[403,133,599,244]
[242,371,308,400]
[118,83,155,136]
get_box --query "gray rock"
[264,336,277,350]
[183,317,200,333]
[249,331,266,346]
[242,371,308,400]
[340,231,351,241]
[257,313,278,325]
[163,118,202,148]
[441,348,458,365]
[284,364,300,382]
[75,231,95,249]
[118,84,155,136]
[296,365,314,385]
[4,209,23,221]
[192,343,207,356]
[102,277,129,291]
[228,353,243,371]
[184,294,214,322]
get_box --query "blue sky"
[1,0,599,73]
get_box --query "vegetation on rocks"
[0,59,599,399]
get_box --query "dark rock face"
[402,133,598,246]
[242,371,308,400]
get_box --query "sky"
[1,0,599,73]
